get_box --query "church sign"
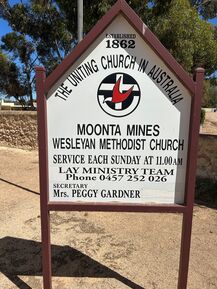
[46,13,192,206]
[36,1,204,288]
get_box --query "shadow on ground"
[0,178,39,196]
[195,177,217,210]
[0,237,144,289]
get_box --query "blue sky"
[0,1,216,41]
[0,0,28,40]
[0,1,216,100]
[0,19,11,40]
[208,18,217,25]
[0,1,216,65]
[0,2,217,55]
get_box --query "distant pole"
[77,0,83,42]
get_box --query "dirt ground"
[0,146,217,289]
[200,112,217,135]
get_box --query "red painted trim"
[45,0,194,95]
[178,68,204,289]
[36,67,52,289]
[185,68,204,207]
[48,202,186,213]
[138,28,194,94]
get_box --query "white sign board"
[47,15,191,204]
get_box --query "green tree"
[1,32,37,107]
[0,50,27,105]
[80,0,150,33]
[190,0,217,19]
[0,1,74,70]
[149,0,217,75]
[203,79,217,107]
[1,0,217,105]
[1,0,217,76]
[58,0,217,74]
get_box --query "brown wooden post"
[36,67,52,289]
[177,67,204,289]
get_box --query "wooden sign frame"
[36,1,204,288]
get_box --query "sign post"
[36,1,204,288]
[177,68,204,289]
[36,67,52,289]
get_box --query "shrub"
[200,109,206,125]
[195,177,217,207]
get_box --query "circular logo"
[97,73,141,117]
